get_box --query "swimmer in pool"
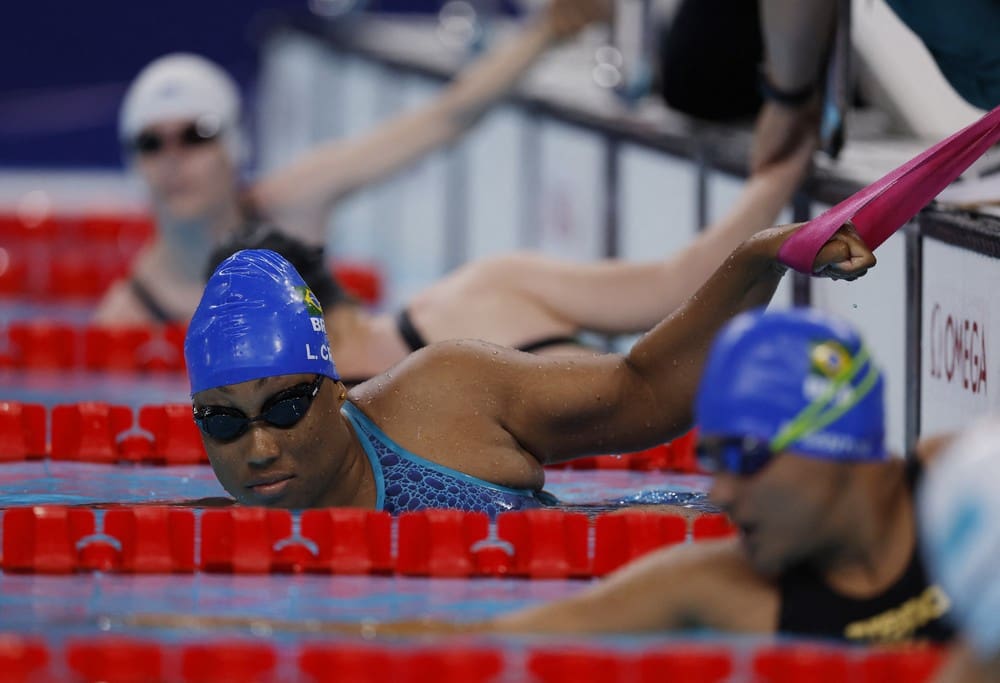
[468,307,956,645]
[185,222,873,514]
[93,0,610,325]
[146,305,955,648]
[919,420,1000,683]
[204,136,816,385]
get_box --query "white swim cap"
[919,418,1000,660]
[119,53,244,160]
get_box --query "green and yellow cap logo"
[810,341,852,379]
[296,286,324,317]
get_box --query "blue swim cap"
[920,419,1000,659]
[695,307,885,462]
[185,249,339,394]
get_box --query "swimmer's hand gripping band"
[779,104,1000,273]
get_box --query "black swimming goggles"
[193,375,325,443]
[695,435,775,477]
[131,117,222,156]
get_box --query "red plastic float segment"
[299,644,396,683]
[0,402,46,462]
[397,510,489,577]
[103,507,196,573]
[527,648,629,683]
[332,262,383,306]
[200,508,294,573]
[1,506,93,574]
[299,509,392,574]
[83,327,153,373]
[139,405,207,465]
[497,510,590,579]
[669,429,700,473]
[692,514,737,540]
[181,641,277,683]
[592,513,686,576]
[401,647,505,683]
[66,637,165,683]
[46,253,109,300]
[0,634,49,683]
[6,322,78,370]
[50,403,133,463]
[0,247,28,298]
[636,646,733,683]
[752,645,853,683]
[857,646,945,683]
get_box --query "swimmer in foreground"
[94,0,610,324]
[185,223,873,513]
[468,308,955,644]
[920,421,1000,683]
[205,136,817,384]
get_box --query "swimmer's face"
[131,118,238,222]
[192,373,345,509]
[709,449,846,577]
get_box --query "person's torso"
[342,401,554,516]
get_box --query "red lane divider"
[66,637,165,683]
[858,647,945,683]
[397,509,490,577]
[299,644,396,683]
[2,506,94,573]
[592,513,686,576]
[0,402,45,461]
[0,634,49,683]
[138,405,207,465]
[51,403,134,464]
[637,646,733,683]
[752,645,852,683]
[528,648,629,683]
[181,641,278,683]
[692,514,738,540]
[0,506,741,577]
[104,507,196,573]
[0,401,207,465]
[200,509,295,574]
[402,647,505,683]
[299,509,392,574]
[3,323,186,374]
[498,510,590,579]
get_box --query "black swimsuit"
[129,277,176,324]
[776,461,955,644]
[395,308,581,354]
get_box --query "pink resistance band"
[779,104,1000,273]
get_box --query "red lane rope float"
[0,507,725,578]
[2,323,187,373]
[779,103,1000,272]
[0,401,700,471]
[0,636,946,683]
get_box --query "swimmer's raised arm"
[478,222,875,463]
[252,0,610,243]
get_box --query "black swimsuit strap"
[396,308,429,352]
[128,277,175,324]
[516,335,582,353]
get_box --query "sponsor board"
[921,238,1000,435]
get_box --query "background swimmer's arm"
[750,0,833,172]
[489,538,778,635]
[462,136,813,335]
[492,222,874,462]
[251,0,610,242]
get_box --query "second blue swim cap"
[185,249,340,394]
[695,307,886,461]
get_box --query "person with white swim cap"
[920,420,1000,683]
[93,0,611,325]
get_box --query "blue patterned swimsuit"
[342,402,555,515]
